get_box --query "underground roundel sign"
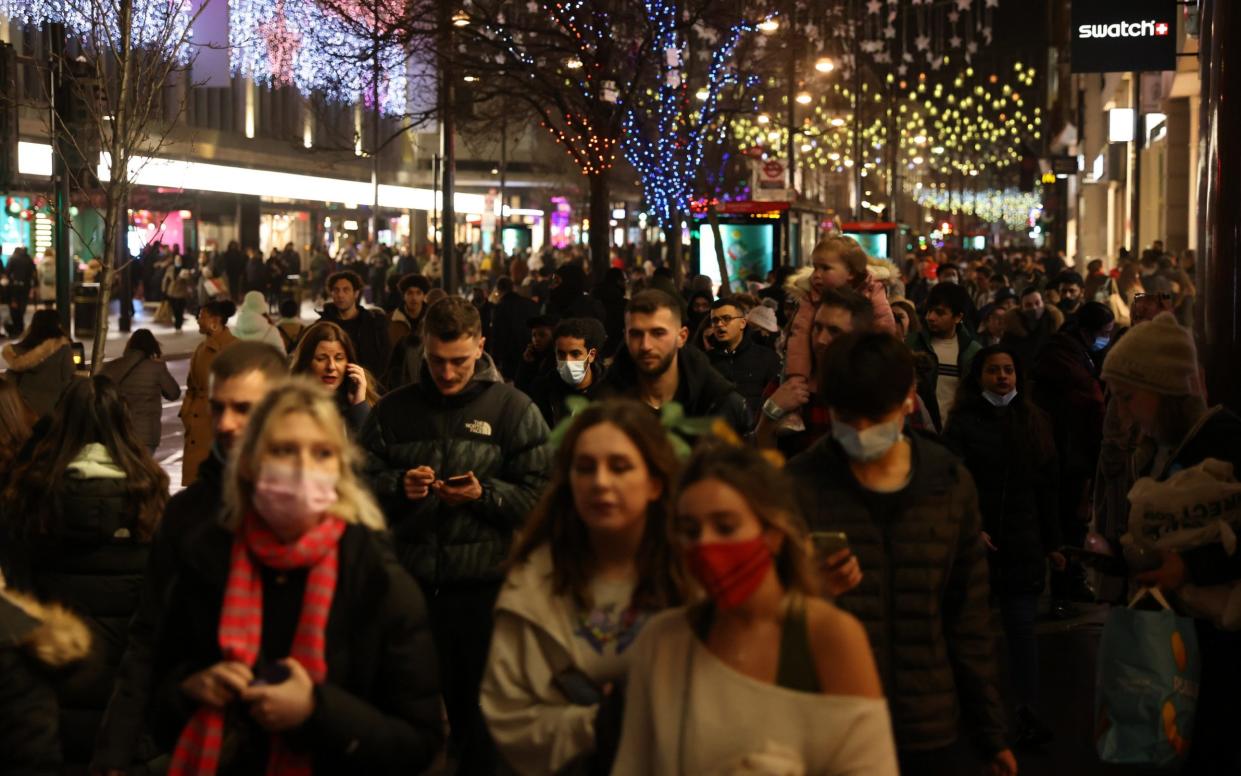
[1071,0,1176,73]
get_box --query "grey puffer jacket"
[3,337,76,417]
[786,433,1007,757]
[100,352,181,449]
[361,353,551,586]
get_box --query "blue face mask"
[830,416,903,462]
[983,389,1018,407]
[1092,335,1111,352]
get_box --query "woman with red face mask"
[149,379,442,775]
[612,444,897,775]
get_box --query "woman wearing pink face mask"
[612,444,897,775]
[150,379,442,775]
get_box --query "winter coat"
[0,589,91,776]
[232,311,287,354]
[361,353,551,586]
[100,352,181,450]
[907,326,983,432]
[387,307,425,356]
[482,545,648,775]
[3,337,76,417]
[9,444,154,765]
[529,361,608,429]
[786,434,1007,756]
[6,249,36,288]
[1031,331,1105,479]
[243,257,267,294]
[942,400,1062,594]
[319,305,390,379]
[706,333,781,426]
[150,522,443,775]
[487,292,540,381]
[180,328,237,486]
[92,451,226,772]
[784,269,897,390]
[161,267,191,300]
[998,305,1063,373]
[601,346,751,435]
[382,331,425,392]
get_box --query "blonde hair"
[811,235,870,284]
[222,377,386,532]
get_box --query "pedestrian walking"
[319,271,390,378]
[528,318,609,428]
[100,329,181,455]
[1,376,169,767]
[233,290,287,354]
[362,296,551,774]
[161,256,192,331]
[5,246,36,336]
[180,300,237,486]
[613,443,898,775]
[152,379,443,775]
[907,282,982,431]
[481,401,684,775]
[290,321,376,435]
[2,308,75,418]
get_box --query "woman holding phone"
[290,322,379,434]
[150,379,442,775]
[480,400,685,775]
[612,443,897,775]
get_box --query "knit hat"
[1102,312,1198,396]
[233,291,272,339]
[747,302,779,334]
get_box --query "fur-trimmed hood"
[0,588,91,668]
[1002,304,1064,339]
[2,336,71,372]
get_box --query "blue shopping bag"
[1095,587,1200,766]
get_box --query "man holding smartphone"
[362,296,551,774]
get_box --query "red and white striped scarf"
[168,513,346,776]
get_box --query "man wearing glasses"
[706,296,781,426]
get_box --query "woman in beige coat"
[179,300,236,485]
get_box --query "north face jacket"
[362,353,551,586]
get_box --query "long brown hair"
[510,400,686,611]
[5,376,169,540]
[290,321,381,403]
[676,442,820,596]
[0,377,35,482]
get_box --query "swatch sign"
[1071,0,1177,73]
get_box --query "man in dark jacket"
[529,317,608,427]
[513,313,558,394]
[5,246,35,336]
[92,342,288,773]
[705,297,780,426]
[362,296,550,775]
[907,282,982,431]
[319,270,390,377]
[787,332,1013,775]
[601,289,750,434]
[1000,286,1064,372]
[486,276,540,381]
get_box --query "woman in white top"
[481,400,686,775]
[613,443,899,776]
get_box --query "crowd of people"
[0,230,1235,776]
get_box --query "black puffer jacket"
[11,455,152,765]
[601,345,751,434]
[151,522,442,775]
[942,399,1061,594]
[92,452,226,771]
[706,333,781,425]
[786,434,1007,756]
[362,353,551,586]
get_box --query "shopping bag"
[153,300,173,325]
[1095,587,1200,766]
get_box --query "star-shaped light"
[949,35,962,48]
[985,0,999,7]
[884,25,896,39]
[967,41,978,54]
[956,0,972,10]
[915,34,930,51]
[948,10,960,23]
[866,0,882,14]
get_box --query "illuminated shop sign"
[1071,0,1176,73]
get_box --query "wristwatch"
[762,398,788,422]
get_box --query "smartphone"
[444,474,473,487]
[250,661,291,687]
[553,668,602,706]
[810,531,850,562]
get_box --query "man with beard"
[1056,271,1086,317]
[601,289,749,433]
[1000,286,1063,373]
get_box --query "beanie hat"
[233,291,272,339]
[1102,312,1199,396]
[747,303,778,334]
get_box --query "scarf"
[168,513,346,776]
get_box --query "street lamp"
[758,17,779,34]
[795,90,812,105]
[814,57,835,73]
[451,10,469,27]
[757,113,770,124]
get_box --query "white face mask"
[982,389,1018,407]
[557,359,590,386]
[829,415,904,462]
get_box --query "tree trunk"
[707,202,730,296]
[90,197,122,373]
[666,219,683,288]
[588,170,611,282]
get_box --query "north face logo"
[465,420,493,436]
